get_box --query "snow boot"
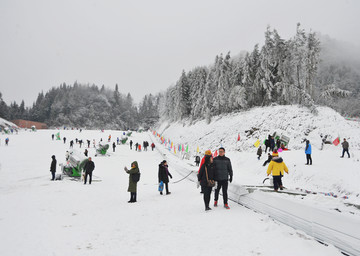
[205,207,212,211]
[214,201,218,207]
[224,204,230,210]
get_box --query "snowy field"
[0,128,346,256]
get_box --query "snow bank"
[157,105,360,151]
[0,117,18,130]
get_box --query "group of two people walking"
[198,147,233,211]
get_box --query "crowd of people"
[46,131,352,211]
[129,140,155,152]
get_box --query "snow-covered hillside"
[155,105,360,207]
[0,117,18,130]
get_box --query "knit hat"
[205,150,212,156]
[272,152,279,157]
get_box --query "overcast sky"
[1,0,359,106]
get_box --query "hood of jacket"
[272,157,283,163]
[131,161,138,168]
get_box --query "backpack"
[132,172,141,182]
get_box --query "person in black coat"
[50,155,57,180]
[158,160,172,195]
[263,153,272,166]
[112,142,116,152]
[265,135,271,153]
[84,157,95,184]
[198,155,215,211]
[213,147,233,209]
[195,155,200,166]
[270,136,275,152]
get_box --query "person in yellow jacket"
[266,151,289,191]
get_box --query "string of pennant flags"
[152,130,343,159]
[152,131,243,157]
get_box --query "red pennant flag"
[237,134,240,141]
[333,137,340,146]
[214,150,218,157]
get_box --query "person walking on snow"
[5,138,9,146]
[50,155,57,181]
[112,142,116,152]
[264,135,271,153]
[84,157,95,184]
[195,155,201,166]
[266,151,289,191]
[257,147,262,160]
[341,138,350,158]
[158,160,172,195]
[213,147,233,209]
[305,140,312,165]
[63,137,66,144]
[198,154,216,211]
[124,161,140,203]
[263,153,272,166]
[151,142,155,151]
[197,150,213,194]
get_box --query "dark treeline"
[0,82,159,129]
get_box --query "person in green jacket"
[124,161,140,203]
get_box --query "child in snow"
[266,151,289,191]
[263,153,272,166]
[257,147,262,160]
[195,155,201,166]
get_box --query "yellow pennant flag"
[254,139,260,148]
[197,146,199,153]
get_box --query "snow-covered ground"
[0,128,345,256]
[156,105,360,210]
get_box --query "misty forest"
[1,24,359,129]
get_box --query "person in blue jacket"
[305,140,312,165]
